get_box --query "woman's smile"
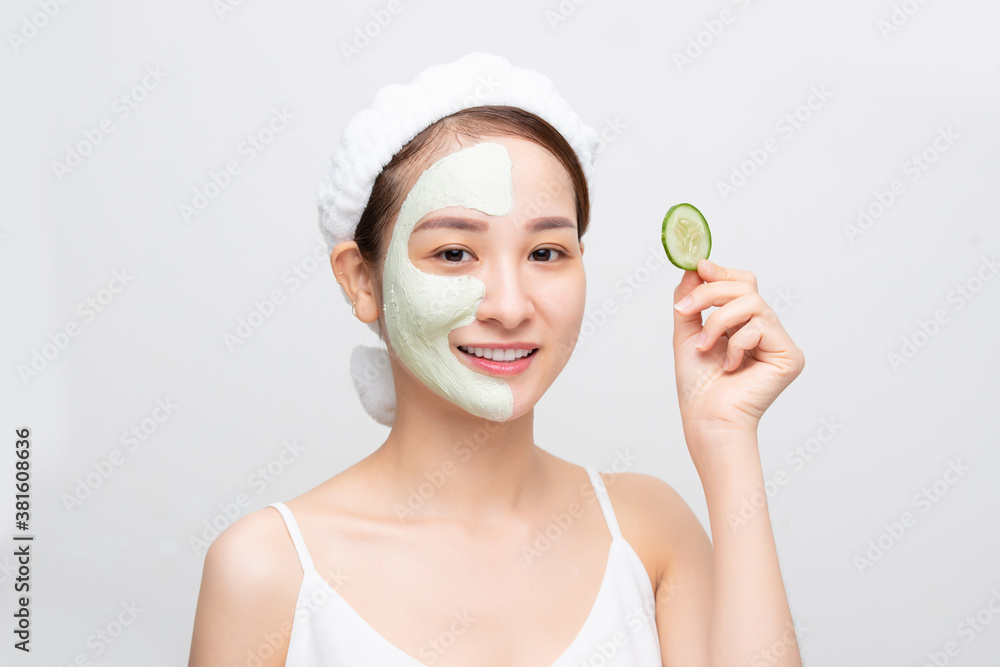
[456,343,539,376]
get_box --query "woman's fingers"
[674,279,757,317]
[706,298,800,373]
[672,268,706,345]
[672,260,796,366]
[697,258,757,288]
[673,260,771,353]
[692,293,765,351]
[720,315,766,371]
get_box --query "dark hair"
[355,105,591,332]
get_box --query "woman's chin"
[503,390,541,422]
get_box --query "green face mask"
[381,142,515,421]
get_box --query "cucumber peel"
[661,203,711,270]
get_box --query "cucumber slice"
[661,203,711,270]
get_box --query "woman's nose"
[474,261,535,329]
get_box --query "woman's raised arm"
[669,258,806,666]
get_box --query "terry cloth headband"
[316,51,601,426]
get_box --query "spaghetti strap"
[585,466,623,541]
[271,475,662,665]
[268,501,316,575]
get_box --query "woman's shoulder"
[597,468,711,589]
[190,504,307,665]
[207,503,302,576]
[200,503,305,613]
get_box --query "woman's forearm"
[691,427,803,667]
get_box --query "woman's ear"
[330,241,379,323]
[579,239,585,256]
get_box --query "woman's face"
[382,134,586,421]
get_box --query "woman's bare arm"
[188,508,301,667]
[637,446,800,667]
[666,259,805,665]
[694,430,801,666]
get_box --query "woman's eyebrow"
[527,216,575,232]
[413,216,576,234]
[413,216,488,233]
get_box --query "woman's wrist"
[682,421,761,480]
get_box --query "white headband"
[316,51,600,425]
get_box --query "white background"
[3,0,999,665]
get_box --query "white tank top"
[268,466,663,666]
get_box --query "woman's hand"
[672,259,805,453]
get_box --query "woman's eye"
[529,248,562,262]
[440,248,472,262]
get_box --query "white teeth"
[458,346,535,360]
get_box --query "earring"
[334,271,344,286]
[351,301,357,317]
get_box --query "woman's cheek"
[547,268,587,364]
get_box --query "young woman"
[189,53,805,667]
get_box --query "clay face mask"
[382,142,515,421]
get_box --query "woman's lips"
[456,345,537,376]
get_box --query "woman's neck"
[366,394,547,527]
